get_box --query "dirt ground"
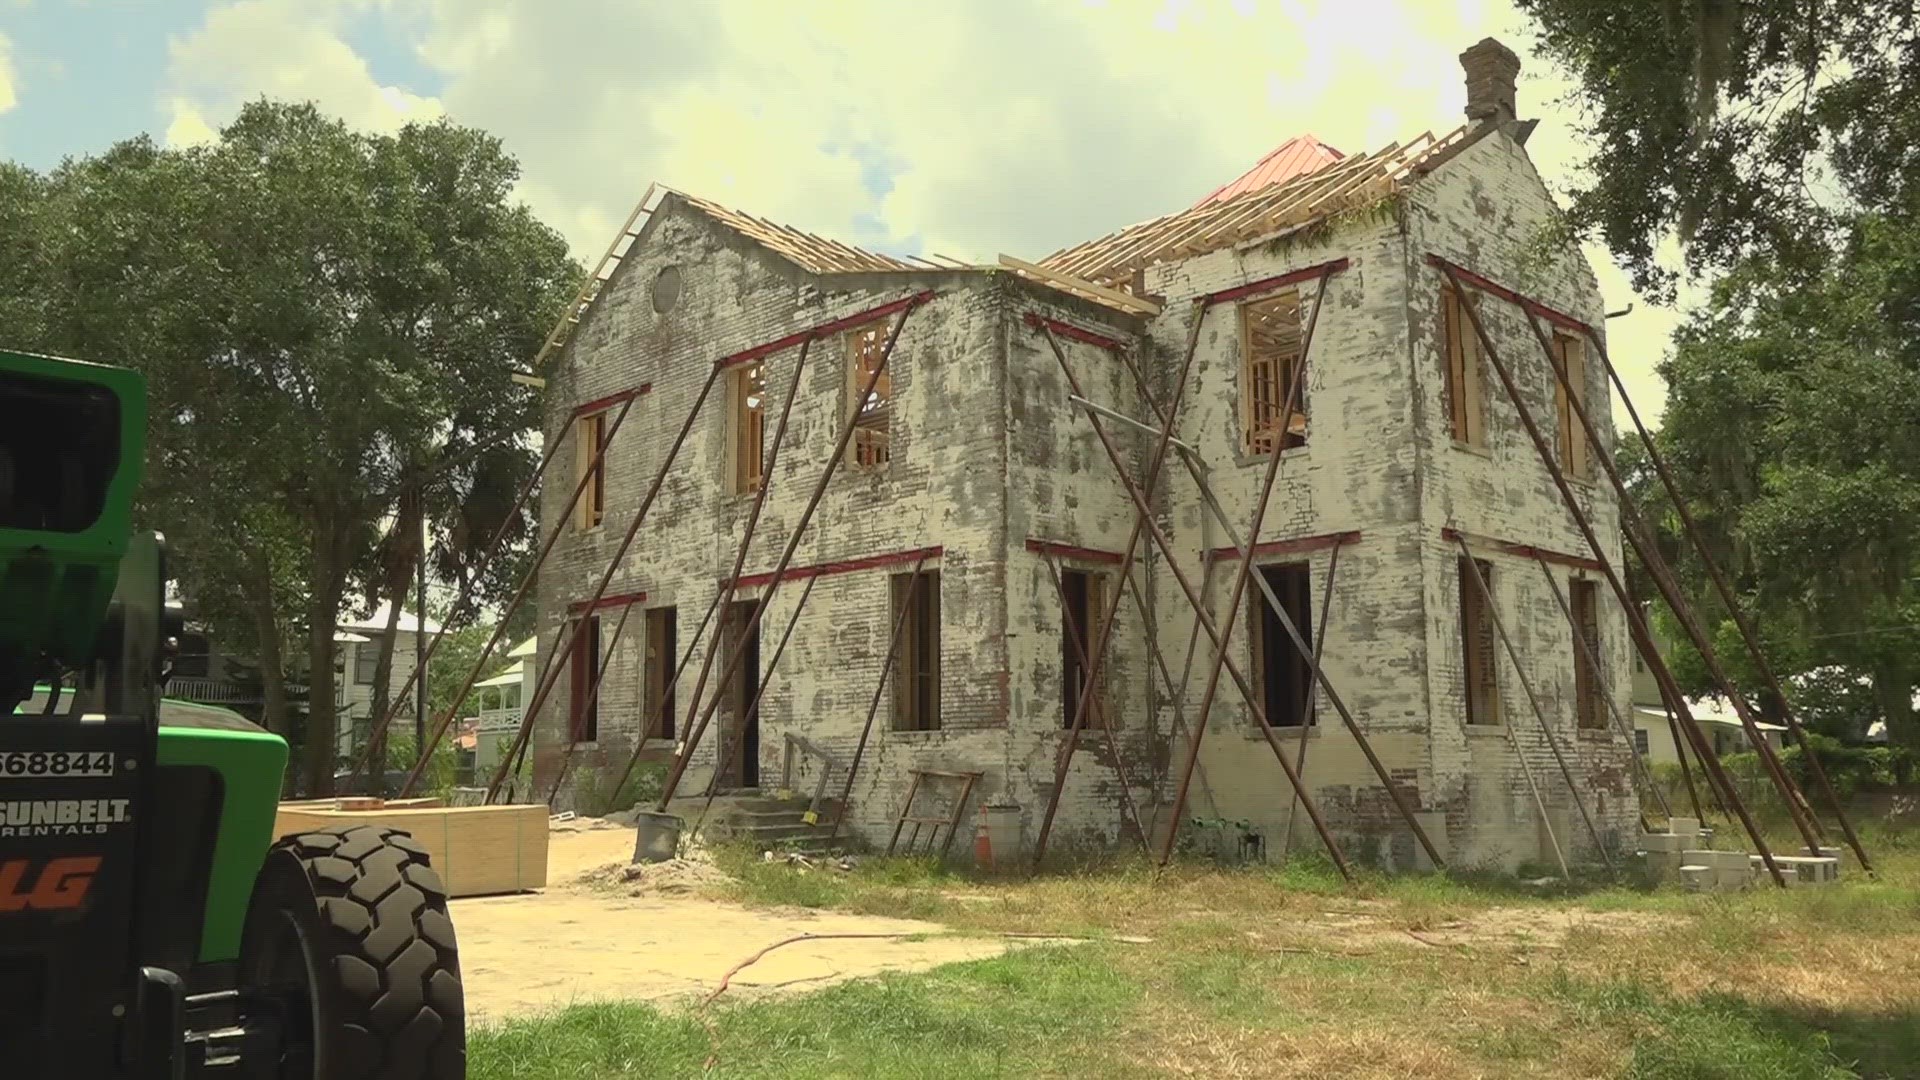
[453,824,1040,1023]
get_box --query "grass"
[472,825,1920,1078]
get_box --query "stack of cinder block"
[1679,848,1753,891]
[1751,848,1842,887]
[1638,816,1703,883]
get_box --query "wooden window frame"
[643,606,677,742]
[1249,562,1315,728]
[567,613,602,744]
[890,569,941,732]
[1551,330,1592,479]
[1059,567,1110,730]
[729,362,767,494]
[352,642,379,686]
[1459,556,1501,726]
[1570,578,1606,729]
[575,409,608,530]
[846,321,893,471]
[1441,287,1488,448]
[1239,290,1308,455]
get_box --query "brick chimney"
[1460,37,1521,126]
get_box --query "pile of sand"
[574,858,734,896]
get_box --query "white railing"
[476,705,523,733]
[165,678,310,706]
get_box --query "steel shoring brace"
[1123,565,1217,845]
[1030,317,1355,880]
[601,588,726,813]
[1037,551,1152,855]
[1568,320,1872,873]
[472,354,731,804]
[384,390,640,794]
[1105,305,1445,872]
[662,338,817,808]
[1281,540,1343,860]
[1517,306,1827,859]
[823,552,932,847]
[1024,304,1223,869]
[356,415,570,790]
[687,572,820,839]
[1660,680,1713,823]
[1453,532,1611,877]
[1434,260,1789,888]
[1530,553,1670,830]
[541,599,640,807]
[655,298,927,809]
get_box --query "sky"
[0,0,1696,424]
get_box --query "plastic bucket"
[631,810,683,863]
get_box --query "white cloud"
[161,0,443,148]
[0,32,17,116]
[160,0,1690,423]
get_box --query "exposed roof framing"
[1038,125,1474,287]
[666,188,922,275]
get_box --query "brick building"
[530,39,1638,870]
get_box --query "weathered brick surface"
[532,131,1637,869]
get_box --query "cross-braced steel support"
[541,598,640,806]
[823,552,933,847]
[1280,539,1343,860]
[1432,257,1790,887]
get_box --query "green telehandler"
[0,347,465,1078]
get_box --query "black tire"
[238,824,465,1079]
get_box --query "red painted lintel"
[733,545,943,591]
[1024,538,1125,565]
[1424,255,1593,336]
[571,383,651,419]
[1204,529,1360,564]
[717,291,937,370]
[570,588,647,614]
[1441,528,1602,572]
[1203,257,1351,306]
[1021,313,1130,352]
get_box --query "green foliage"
[380,730,460,798]
[1516,0,1915,299]
[4,103,581,789]
[427,623,515,722]
[572,762,669,818]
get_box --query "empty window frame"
[1570,579,1606,729]
[890,570,942,731]
[1240,290,1308,454]
[1060,568,1109,729]
[1458,557,1501,725]
[1249,562,1315,727]
[1441,287,1488,447]
[353,642,379,686]
[568,613,602,743]
[575,409,608,530]
[730,362,767,493]
[847,320,893,469]
[643,606,677,741]
[1551,330,1592,479]
[1634,727,1650,755]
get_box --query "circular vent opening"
[651,266,683,314]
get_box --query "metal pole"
[1519,306,1825,857]
[377,391,638,789]
[1659,673,1719,820]
[1584,329,1870,871]
[1435,261,1787,887]
[1032,321,1355,879]
[824,553,932,846]
[1122,565,1215,843]
[1453,534,1613,874]
[1028,305,1207,865]
[541,598,639,807]
[1531,554,1670,826]
[1282,540,1343,860]
[468,357,727,803]
[656,297,928,808]
[688,572,820,835]
[663,338,815,802]
[354,410,575,776]
[1109,331,1446,871]
[1038,552,1151,854]
[601,586,726,810]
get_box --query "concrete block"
[1668,816,1700,837]
[1679,864,1712,891]
[1681,849,1718,868]
[1713,850,1750,872]
[1715,865,1750,889]
[1641,832,1685,853]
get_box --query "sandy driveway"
[453,826,1033,1022]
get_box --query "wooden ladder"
[531,183,666,371]
[886,768,982,859]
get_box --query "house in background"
[463,636,536,777]
[1628,638,1786,764]
[334,602,446,761]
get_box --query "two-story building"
[530,39,1640,869]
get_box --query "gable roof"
[664,188,922,275]
[1040,123,1484,287]
[1196,134,1346,207]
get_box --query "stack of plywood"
[273,798,548,897]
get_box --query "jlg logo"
[0,857,102,913]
